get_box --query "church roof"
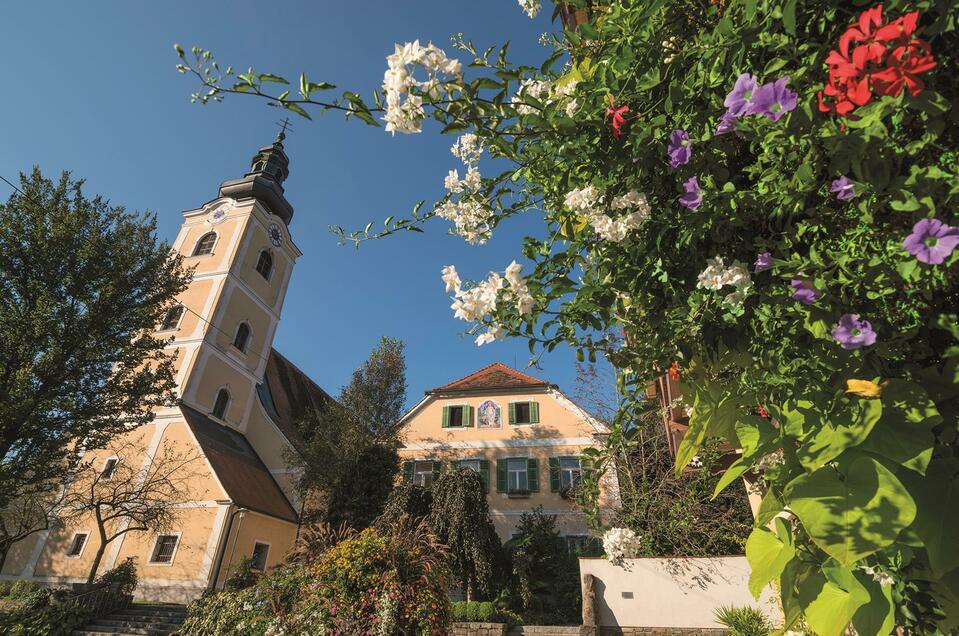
[181,404,299,523]
[258,348,335,448]
[429,362,553,394]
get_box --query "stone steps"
[72,603,186,636]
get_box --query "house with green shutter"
[396,363,618,543]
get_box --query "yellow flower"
[846,379,885,398]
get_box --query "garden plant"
[179,0,959,633]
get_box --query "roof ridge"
[431,361,550,393]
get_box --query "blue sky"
[0,1,586,405]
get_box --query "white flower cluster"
[437,134,492,244]
[442,261,534,346]
[602,527,643,566]
[861,565,895,587]
[564,186,651,242]
[518,0,541,18]
[383,41,462,135]
[697,256,752,306]
[515,77,579,117]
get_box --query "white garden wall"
[579,556,782,629]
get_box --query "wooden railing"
[66,582,133,618]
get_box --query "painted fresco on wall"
[478,400,501,428]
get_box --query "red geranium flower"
[667,361,680,381]
[607,94,629,139]
[872,40,937,97]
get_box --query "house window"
[255,250,273,280]
[560,458,582,488]
[565,535,600,556]
[460,459,481,473]
[100,458,118,480]
[509,401,539,425]
[150,534,179,564]
[250,542,270,572]
[192,232,217,256]
[233,323,251,352]
[159,305,184,331]
[413,461,436,487]
[66,532,88,558]
[212,389,230,420]
[443,405,466,428]
[507,458,528,491]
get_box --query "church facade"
[0,133,329,602]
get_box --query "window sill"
[507,490,531,499]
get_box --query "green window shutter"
[549,457,561,492]
[496,459,507,493]
[442,406,450,428]
[530,401,540,423]
[465,405,474,427]
[432,460,442,482]
[479,460,491,493]
[508,403,517,425]
[528,458,539,492]
[402,461,413,484]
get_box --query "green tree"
[0,168,189,566]
[180,1,959,631]
[290,337,404,528]
[429,468,503,600]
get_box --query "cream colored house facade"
[397,363,618,543]
[0,133,330,602]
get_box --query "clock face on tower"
[268,223,284,247]
[206,201,233,225]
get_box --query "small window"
[460,459,481,473]
[507,458,528,491]
[100,458,118,480]
[150,534,179,564]
[255,250,273,280]
[66,532,88,557]
[159,305,184,331]
[212,389,230,420]
[560,457,582,489]
[413,461,436,488]
[510,401,539,425]
[192,232,217,256]
[250,542,270,572]
[233,323,251,352]
[447,406,464,427]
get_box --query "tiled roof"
[181,404,299,522]
[258,348,334,447]
[430,362,552,393]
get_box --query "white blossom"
[451,133,483,165]
[444,169,462,193]
[516,291,534,316]
[441,265,461,294]
[518,0,541,19]
[463,166,482,191]
[861,565,895,587]
[565,98,579,117]
[564,185,602,214]
[689,455,703,468]
[436,199,493,245]
[697,256,752,306]
[475,324,506,346]
[505,261,525,289]
[602,527,643,566]
[382,40,461,135]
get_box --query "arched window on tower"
[212,389,230,420]
[158,305,184,331]
[255,250,273,280]
[192,232,217,256]
[233,323,251,353]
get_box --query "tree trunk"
[0,541,9,574]
[86,542,108,584]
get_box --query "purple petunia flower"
[716,111,738,135]
[750,76,798,122]
[724,73,759,117]
[830,176,856,201]
[831,314,877,350]
[791,279,820,305]
[903,218,959,265]
[754,252,773,273]
[668,129,692,168]
[678,176,702,210]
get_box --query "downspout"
[208,506,246,592]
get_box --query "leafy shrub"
[182,525,451,635]
[465,600,479,621]
[714,605,773,636]
[0,587,91,636]
[477,601,495,622]
[8,579,41,599]
[0,581,11,597]
[95,557,138,596]
[452,600,468,621]
[222,556,260,591]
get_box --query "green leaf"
[675,386,740,473]
[745,518,795,598]
[258,73,289,84]
[785,453,916,565]
[795,399,883,470]
[782,0,797,35]
[799,566,871,636]
[851,571,896,636]
[899,457,959,577]
[712,456,750,498]
[755,489,783,526]
[283,102,312,120]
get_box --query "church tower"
[160,130,301,433]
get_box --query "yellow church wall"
[211,287,274,374]
[244,407,298,501]
[235,222,289,308]
[213,510,297,589]
[180,216,250,276]
[190,354,255,428]
[160,278,216,340]
[111,506,220,583]
[1,533,43,577]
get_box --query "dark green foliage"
[429,468,503,599]
[466,600,479,621]
[0,168,189,559]
[504,507,582,625]
[95,557,138,596]
[326,444,399,529]
[0,581,10,597]
[223,556,260,591]
[0,587,91,636]
[714,605,773,636]
[339,336,407,441]
[375,483,433,530]
[452,600,468,622]
[8,580,41,599]
[477,601,495,622]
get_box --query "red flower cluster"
[818,4,936,118]
[607,94,629,139]
[667,361,681,381]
